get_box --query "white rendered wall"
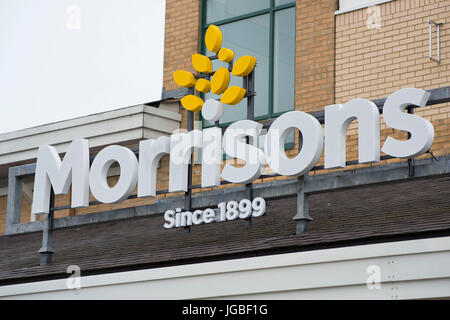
[1,236,450,300]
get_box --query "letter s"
[221,120,265,184]
[164,210,175,229]
[382,88,434,158]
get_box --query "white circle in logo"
[201,99,223,122]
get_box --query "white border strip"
[335,0,394,15]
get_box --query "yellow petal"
[218,48,234,63]
[192,54,213,74]
[180,95,204,112]
[173,70,196,88]
[232,56,256,77]
[195,78,211,93]
[220,86,246,105]
[205,25,222,53]
[211,67,230,95]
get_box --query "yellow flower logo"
[173,25,256,119]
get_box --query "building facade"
[0,0,450,299]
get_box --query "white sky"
[0,0,165,134]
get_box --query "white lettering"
[221,120,265,184]
[201,127,222,187]
[169,130,202,192]
[164,210,175,229]
[89,145,138,203]
[31,89,436,213]
[265,111,323,176]
[163,198,267,229]
[32,139,89,214]
[382,88,434,158]
[138,136,170,197]
[325,99,380,169]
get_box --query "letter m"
[32,139,90,214]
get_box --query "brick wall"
[335,0,450,167]
[0,194,33,234]
[163,0,201,130]
[296,0,337,114]
[289,0,337,169]
[163,0,201,91]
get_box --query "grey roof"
[0,176,449,285]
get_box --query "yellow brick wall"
[0,194,34,234]
[296,0,337,114]
[334,0,450,168]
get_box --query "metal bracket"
[38,189,55,265]
[293,176,312,235]
[183,109,194,234]
[427,150,439,162]
[407,106,415,177]
[428,20,443,63]
[244,68,255,228]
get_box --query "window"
[202,0,296,127]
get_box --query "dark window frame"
[200,0,296,128]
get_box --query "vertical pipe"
[429,20,432,60]
[407,106,415,177]
[437,24,440,63]
[247,70,255,120]
[268,0,275,116]
[184,110,194,233]
[5,172,22,234]
[244,70,255,227]
[294,176,312,235]
[39,188,55,265]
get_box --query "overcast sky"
[0,0,165,134]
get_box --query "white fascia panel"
[0,105,181,167]
[1,236,450,300]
